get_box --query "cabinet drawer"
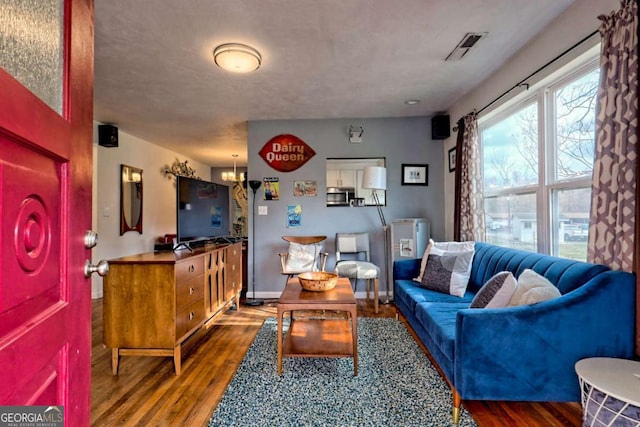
[176,257,204,283]
[176,298,204,340]
[228,245,240,258]
[176,275,203,308]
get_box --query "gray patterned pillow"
[419,250,474,297]
[470,271,517,308]
[414,239,474,283]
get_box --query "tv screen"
[176,176,230,244]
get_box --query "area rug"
[208,318,477,426]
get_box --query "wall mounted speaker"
[431,115,450,140]
[98,124,118,147]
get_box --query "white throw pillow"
[414,239,475,283]
[284,242,322,272]
[414,239,434,282]
[470,271,517,308]
[508,269,561,306]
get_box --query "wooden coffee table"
[277,277,358,376]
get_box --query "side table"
[575,357,640,427]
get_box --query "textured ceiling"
[94,0,576,167]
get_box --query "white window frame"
[479,55,599,258]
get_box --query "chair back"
[282,235,326,245]
[335,232,371,262]
[279,235,328,276]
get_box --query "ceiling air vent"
[445,32,488,61]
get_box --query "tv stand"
[103,242,243,375]
[173,242,193,252]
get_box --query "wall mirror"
[120,164,143,235]
[326,158,386,207]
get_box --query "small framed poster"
[286,204,302,228]
[448,147,456,173]
[401,164,428,186]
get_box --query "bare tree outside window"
[480,64,599,260]
[483,102,538,190]
[553,69,598,180]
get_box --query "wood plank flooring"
[90,298,582,426]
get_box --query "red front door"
[0,1,94,425]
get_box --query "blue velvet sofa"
[393,242,636,423]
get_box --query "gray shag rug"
[208,317,477,427]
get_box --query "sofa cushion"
[395,280,475,312]
[419,247,474,297]
[470,271,517,308]
[415,302,469,365]
[509,269,561,306]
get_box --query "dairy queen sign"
[258,134,316,172]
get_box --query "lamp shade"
[361,166,386,190]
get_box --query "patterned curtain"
[587,0,638,271]
[453,112,486,242]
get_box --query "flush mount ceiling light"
[213,43,262,73]
[404,99,420,105]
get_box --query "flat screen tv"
[176,175,230,247]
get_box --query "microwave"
[326,187,355,206]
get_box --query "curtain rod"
[454,28,599,130]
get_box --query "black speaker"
[431,115,450,140]
[98,124,118,147]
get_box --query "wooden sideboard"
[103,242,242,375]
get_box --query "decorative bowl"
[297,271,338,292]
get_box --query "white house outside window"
[480,58,599,261]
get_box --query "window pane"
[553,69,599,181]
[485,192,537,252]
[0,0,64,114]
[482,103,538,192]
[551,187,590,261]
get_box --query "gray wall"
[247,116,445,297]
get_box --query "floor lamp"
[245,180,264,306]
[361,166,392,304]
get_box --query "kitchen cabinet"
[327,168,357,188]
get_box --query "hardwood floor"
[90,298,582,426]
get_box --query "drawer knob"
[189,312,195,320]
[189,265,195,272]
[189,287,194,295]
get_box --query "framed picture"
[448,147,456,173]
[401,164,428,186]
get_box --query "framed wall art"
[401,164,428,186]
[448,147,456,173]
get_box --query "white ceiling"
[94,0,576,167]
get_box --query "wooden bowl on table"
[297,271,338,292]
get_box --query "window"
[480,59,599,261]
